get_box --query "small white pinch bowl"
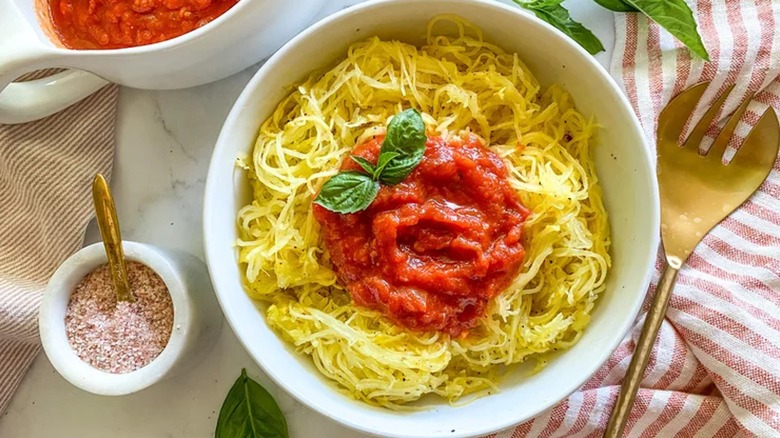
[39,241,223,396]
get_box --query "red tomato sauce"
[47,0,239,49]
[313,134,530,335]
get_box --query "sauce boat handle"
[0,70,109,124]
[0,4,109,125]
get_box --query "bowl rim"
[203,0,660,436]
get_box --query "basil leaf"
[350,155,376,176]
[215,369,288,438]
[517,0,605,55]
[381,109,427,157]
[313,171,380,213]
[313,110,426,214]
[593,0,637,12]
[378,109,426,185]
[378,155,425,185]
[374,151,400,179]
[626,0,709,61]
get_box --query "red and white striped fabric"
[489,1,780,437]
[0,72,117,415]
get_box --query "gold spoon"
[92,174,135,303]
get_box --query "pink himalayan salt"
[65,261,174,374]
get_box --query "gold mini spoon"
[92,174,135,303]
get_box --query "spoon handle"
[92,174,134,303]
[603,262,679,438]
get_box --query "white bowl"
[39,242,223,396]
[203,0,660,436]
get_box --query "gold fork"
[604,82,780,438]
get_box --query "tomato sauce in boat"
[47,0,239,49]
[313,134,530,336]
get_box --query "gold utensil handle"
[603,263,679,438]
[92,174,135,303]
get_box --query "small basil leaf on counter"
[350,155,377,176]
[215,369,289,438]
[378,109,426,184]
[516,0,605,55]
[313,171,380,214]
[626,0,709,61]
[593,0,637,12]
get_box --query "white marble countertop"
[0,2,615,437]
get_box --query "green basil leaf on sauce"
[626,0,709,61]
[517,0,605,55]
[314,109,426,214]
[378,155,425,185]
[350,155,377,176]
[373,151,400,179]
[313,171,380,214]
[378,109,427,185]
[593,0,637,12]
[215,369,289,438]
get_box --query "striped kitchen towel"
[491,1,780,437]
[0,72,117,415]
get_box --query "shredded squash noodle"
[236,16,611,408]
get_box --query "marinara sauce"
[313,134,530,336]
[47,0,239,49]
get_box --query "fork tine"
[707,94,754,159]
[683,84,735,150]
[731,107,780,173]
[658,82,708,149]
